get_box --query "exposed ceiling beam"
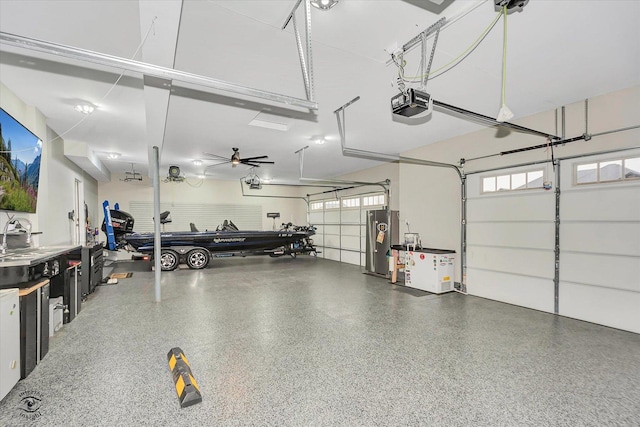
[138,0,183,173]
[0,31,318,111]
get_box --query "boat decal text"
[213,237,247,243]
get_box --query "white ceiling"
[1,0,638,183]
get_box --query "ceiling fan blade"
[204,161,231,169]
[203,152,230,161]
[245,162,262,167]
[242,155,269,161]
[243,160,274,164]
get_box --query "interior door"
[74,179,82,245]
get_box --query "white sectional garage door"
[340,208,363,265]
[466,165,556,313]
[308,194,385,266]
[558,150,640,333]
[308,210,325,257]
[466,149,640,333]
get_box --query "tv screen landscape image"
[0,108,42,213]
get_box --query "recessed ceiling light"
[262,178,272,184]
[312,135,326,145]
[193,160,202,166]
[107,152,120,160]
[311,0,339,10]
[74,104,95,115]
[197,174,206,179]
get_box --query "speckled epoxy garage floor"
[1,256,639,426]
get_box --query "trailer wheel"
[186,248,209,269]
[160,250,179,271]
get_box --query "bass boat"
[104,209,316,271]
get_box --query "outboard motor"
[102,209,135,245]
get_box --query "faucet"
[53,302,70,314]
[1,217,32,254]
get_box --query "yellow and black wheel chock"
[167,347,202,408]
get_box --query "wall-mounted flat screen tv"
[0,108,43,213]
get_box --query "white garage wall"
[42,127,102,246]
[335,162,400,210]
[98,174,308,236]
[400,162,462,258]
[1,83,99,246]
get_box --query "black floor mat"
[391,284,432,297]
[109,260,152,274]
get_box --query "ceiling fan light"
[231,148,241,165]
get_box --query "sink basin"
[5,247,48,255]
[0,253,37,260]
[0,247,55,261]
[0,245,78,265]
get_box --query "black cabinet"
[19,281,49,379]
[19,290,36,379]
[80,244,104,295]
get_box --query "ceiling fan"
[203,147,275,168]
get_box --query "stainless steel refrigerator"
[365,209,399,275]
